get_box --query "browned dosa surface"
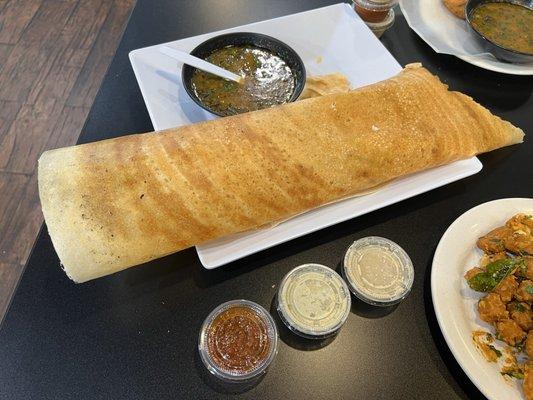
[300,73,351,99]
[38,64,524,282]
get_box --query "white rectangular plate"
[129,3,482,269]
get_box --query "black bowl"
[182,32,306,117]
[465,0,533,64]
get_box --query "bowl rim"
[465,0,533,58]
[181,31,307,117]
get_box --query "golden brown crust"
[443,0,466,19]
[38,65,524,282]
[479,293,509,323]
[300,73,351,99]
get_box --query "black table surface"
[1,1,532,399]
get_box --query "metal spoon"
[159,46,243,83]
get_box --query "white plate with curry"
[432,198,533,400]
[400,0,533,75]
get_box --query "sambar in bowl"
[182,32,306,117]
[466,0,533,63]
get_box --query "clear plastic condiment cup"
[364,9,395,38]
[343,237,414,307]
[198,299,279,382]
[276,264,351,339]
[353,0,398,23]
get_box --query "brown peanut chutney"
[206,305,271,374]
[191,45,295,116]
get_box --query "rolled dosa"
[38,64,524,282]
[300,73,351,99]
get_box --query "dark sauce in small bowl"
[182,32,306,117]
[470,2,533,55]
[465,0,533,63]
[191,45,295,116]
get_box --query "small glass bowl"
[198,299,279,382]
[343,237,414,307]
[276,264,351,339]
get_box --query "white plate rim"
[198,158,482,268]
[455,55,533,76]
[432,197,533,400]
[399,1,533,76]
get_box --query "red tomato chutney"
[199,300,278,381]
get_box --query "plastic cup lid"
[277,264,351,338]
[198,299,278,381]
[343,237,414,306]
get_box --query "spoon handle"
[159,46,242,83]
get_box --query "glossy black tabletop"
[1,1,532,399]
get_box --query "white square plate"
[129,3,482,269]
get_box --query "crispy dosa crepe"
[300,73,351,99]
[38,64,524,282]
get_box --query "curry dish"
[470,2,533,55]
[465,214,533,399]
[191,45,295,116]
